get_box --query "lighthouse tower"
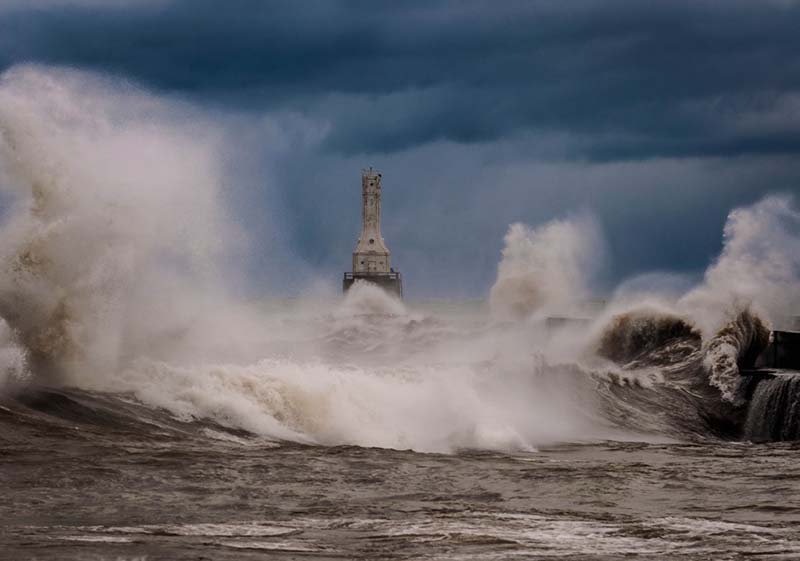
[343,168,403,298]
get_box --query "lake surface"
[2,295,798,560]
[2,386,799,560]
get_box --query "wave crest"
[596,309,701,366]
[704,310,770,404]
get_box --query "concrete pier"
[755,330,800,370]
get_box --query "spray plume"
[0,65,611,452]
[489,216,604,321]
[2,65,798,450]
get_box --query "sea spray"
[0,66,613,451]
[489,216,604,321]
[589,196,800,405]
[703,311,770,405]
[0,318,27,389]
[677,196,799,403]
[109,281,610,452]
[0,64,259,383]
[337,280,407,318]
[1,65,799,450]
[680,195,800,337]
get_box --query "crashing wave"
[489,218,603,321]
[336,281,407,318]
[703,310,770,404]
[595,309,701,367]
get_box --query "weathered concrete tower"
[343,168,403,298]
[353,168,390,274]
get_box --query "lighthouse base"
[343,271,403,299]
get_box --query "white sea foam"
[43,514,800,558]
[59,535,134,543]
[680,196,799,401]
[0,66,609,451]
[0,318,28,389]
[680,195,800,336]
[489,216,604,321]
[110,351,602,453]
[0,64,798,450]
[0,64,261,384]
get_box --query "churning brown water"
[2,388,800,561]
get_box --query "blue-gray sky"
[2,0,799,297]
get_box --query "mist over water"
[489,216,604,321]
[0,65,249,378]
[0,65,799,454]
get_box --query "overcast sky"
[1,0,799,297]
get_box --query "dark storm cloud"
[2,1,799,297]
[2,0,799,159]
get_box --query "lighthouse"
[343,168,403,298]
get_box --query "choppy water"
[2,296,799,561]
[2,388,799,561]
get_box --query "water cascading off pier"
[740,328,800,441]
